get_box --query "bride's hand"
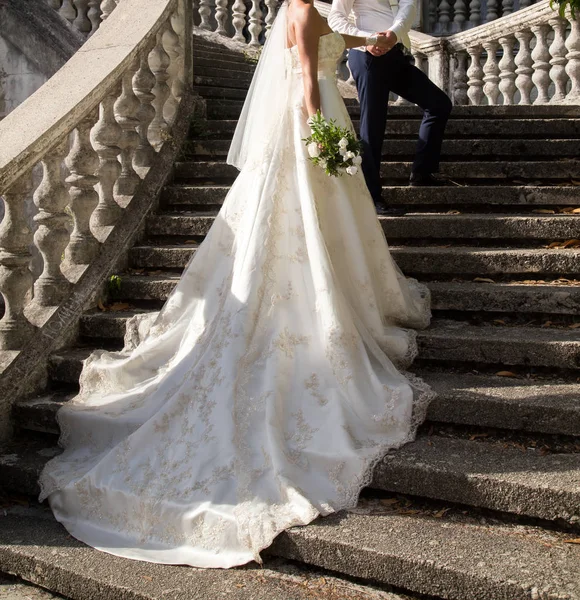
[374,31,397,53]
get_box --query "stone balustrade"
[422,0,540,35]
[45,0,119,35]
[0,0,190,354]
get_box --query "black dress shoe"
[409,172,449,187]
[374,202,405,216]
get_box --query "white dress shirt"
[328,0,416,50]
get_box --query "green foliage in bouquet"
[550,0,579,18]
[303,111,363,177]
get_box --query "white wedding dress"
[39,25,434,569]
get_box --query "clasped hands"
[367,30,397,57]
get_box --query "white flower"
[307,142,321,158]
[346,166,358,176]
[345,151,355,160]
[320,159,328,169]
[353,155,362,166]
[338,137,348,149]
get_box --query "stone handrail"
[0,0,193,439]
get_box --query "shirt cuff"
[387,26,401,42]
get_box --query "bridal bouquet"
[303,111,363,177]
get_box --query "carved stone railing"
[0,0,193,440]
[419,0,541,35]
[408,1,580,105]
[45,0,121,36]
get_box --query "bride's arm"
[294,5,322,117]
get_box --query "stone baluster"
[501,0,514,16]
[59,0,77,23]
[453,0,468,28]
[47,0,62,10]
[72,0,91,33]
[163,19,183,125]
[87,0,102,35]
[485,0,498,22]
[215,0,228,36]
[149,30,171,150]
[467,45,485,105]
[549,17,569,103]
[498,35,517,105]
[91,90,123,228]
[198,0,212,31]
[0,174,35,350]
[565,14,580,103]
[232,0,247,42]
[114,62,141,197]
[453,50,469,105]
[265,0,277,37]
[482,41,500,105]
[412,50,428,75]
[514,29,534,104]
[133,46,157,169]
[100,0,117,21]
[65,110,100,267]
[33,139,72,306]
[191,0,199,25]
[531,24,551,104]
[248,0,263,46]
[468,0,481,27]
[519,0,532,7]
[427,0,437,31]
[438,0,452,32]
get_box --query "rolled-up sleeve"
[328,0,374,38]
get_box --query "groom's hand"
[369,31,398,56]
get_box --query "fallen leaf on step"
[571,180,580,186]
[573,208,580,214]
[569,323,580,329]
[434,508,451,518]
[108,302,131,312]
[380,498,399,506]
[542,321,553,328]
[563,239,580,248]
[473,277,495,283]
[564,538,580,544]
[185,239,198,244]
[532,209,555,214]
[496,371,519,378]
[493,319,507,326]
[397,509,422,515]
[97,299,107,311]
[548,241,563,248]
[446,210,461,215]
[469,433,490,440]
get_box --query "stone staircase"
[1,35,580,600]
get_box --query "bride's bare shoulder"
[290,0,324,28]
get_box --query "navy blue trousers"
[348,45,452,205]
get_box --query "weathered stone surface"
[147,212,580,241]
[271,511,580,600]
[11,393,71,435]
[0,513,403,600]
[373,435,580,523]
[390,246,580,276]
[418,320,580,369]
[0,573,65,600]
[48,347,95,384]
[424,371,580,435]
[193,56,255,72]
[128,243,580,276]
[79,308,153,340]
[163,183,580,207]
[429,281,580,314]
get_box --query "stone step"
[193,84,248,100]
[117,274,580,316]
[193,56,255,72]
[196,117,580,139]
[13,371,580,437]
[186,137,580,159]
[192,47,254,64]
[193,74,250,91]
[204,97,580,119]
[373,435,580,524]
[173,159,580,182]
[2,511,579,600]
[128,244,580,276]
[147,211,580,241]
[418,319,580,369]
[76,311,580,369]
[0,513,399,600]
[162,183,580,208]
[48,346,100,385]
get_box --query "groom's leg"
[386,47,452,177]
[348,50,390,206]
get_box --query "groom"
[329,0,453,214]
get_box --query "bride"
[39,0,434,569]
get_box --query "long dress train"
[39,31,434,569]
